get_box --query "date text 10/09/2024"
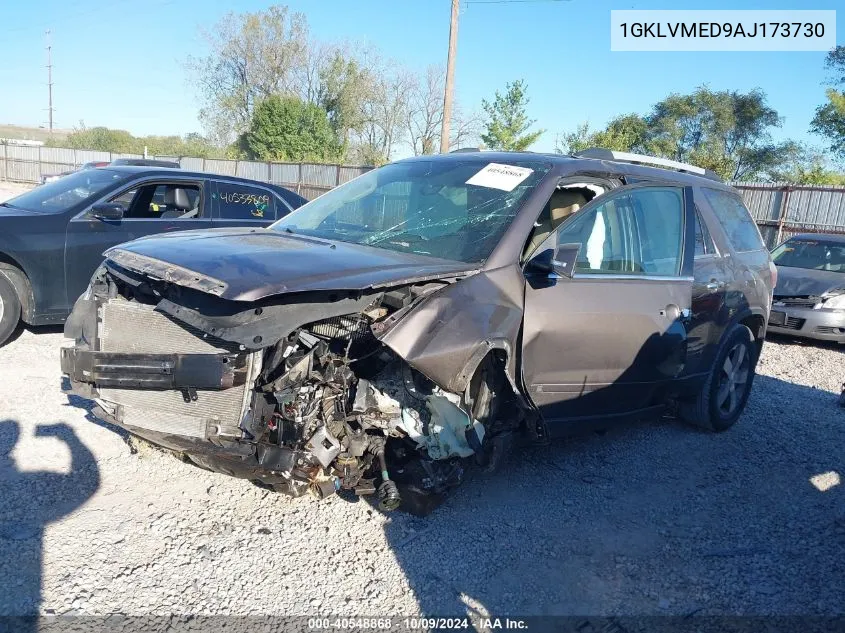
[307,618,530,630]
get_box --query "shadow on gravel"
[3,324,65,346]
[382,374,845,620]
[61,377,131,444]
[0,420,99,628]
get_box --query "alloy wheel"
[716,342,750,417]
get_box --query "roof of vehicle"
[787,233,845,244]
[394,150,737,192]
[110,158,181,167]
[98,166,299,193]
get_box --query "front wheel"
[679,324,757,432]
[0,270,21,347]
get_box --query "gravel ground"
[0,326,843,620]
[0,181,34,201]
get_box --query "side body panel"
[696,187,773,334]
[520,183,697,425]
[65,178,213,310]
[685,190,733,377]
[0,211,73,321]
[377,265,526,395]
[522,275,692,420]
[687,252,732,377]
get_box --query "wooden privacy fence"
[0,144,372,201]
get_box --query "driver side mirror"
[525,242,581,279]
[91,203,124,221]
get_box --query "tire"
[0,269,21,347]
[679,324,757,432]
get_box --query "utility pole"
[45,30,54,133]
[439,0,460,154]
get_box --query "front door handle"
[706,280,724,292]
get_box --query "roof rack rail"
[450,147,482,153]
[573,148,722,181]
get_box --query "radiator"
[96,300,257,438]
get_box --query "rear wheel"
[0,270,21,347]
[680,324,757,432]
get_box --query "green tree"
[481,80,545,151]
[49,124,225,158]
[646,87,789,181]
[556,115,648,155]
[811,46,845,161]
[54,124,137,153]
[187,5,310,145]
[317,52,371,151]
[239,95,342,162]
[558,87,793,181]
[768,145,845,185]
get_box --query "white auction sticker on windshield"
[466,163,533,192]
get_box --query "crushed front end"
[61,263,492,514]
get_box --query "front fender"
[377,266,525,394]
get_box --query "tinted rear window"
[702,188,764,252]
[214,183,275,221]
[276,187,308,211]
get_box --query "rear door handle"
[659,304,690,320]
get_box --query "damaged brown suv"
[61,149,775,514]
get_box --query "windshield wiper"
[0,201,30,211]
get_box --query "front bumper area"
[62,294,262,444]
[73,396,310,489]
[768,306,845,343]
[60,348,245,390]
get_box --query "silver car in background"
[769,234,845,343]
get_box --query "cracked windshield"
[271,159,551,262]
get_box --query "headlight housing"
[822,289,845,310]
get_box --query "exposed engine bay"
[62,263,519,515]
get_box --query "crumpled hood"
[104,227,478,302]
[774,265,845,297]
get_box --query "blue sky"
[0,0,841,153]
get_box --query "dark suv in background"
[62,149,774,514]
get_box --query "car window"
[4,169,125,213]
[694,209,717,257]
[271,159,552,264]
[215,183,275,221]
[111,189,137,208]
[275,187,308,211]
[117,183,201,220]
[772,238,845,273]
[702,188,764,252]
[557,186,684,276]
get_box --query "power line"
[45,30,54,133]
